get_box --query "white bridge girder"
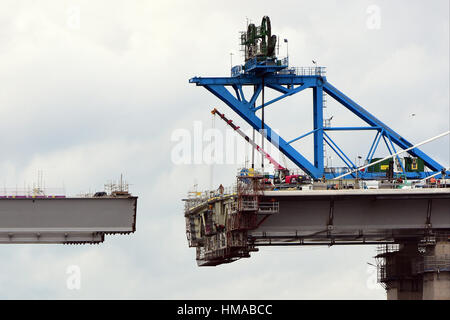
[251,189,450,245]
[0,197,137,244]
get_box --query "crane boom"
[211,108,286,171]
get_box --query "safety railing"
[376,244,399,256]
[185,186,237,211]
[239,200,258,211]
[0,187,66,198]
[245,57,258,70]
[413,255,450,274]
[231,65,244,77]
[292,66,326,76]
[278,66,326,76]
[258,202,279,214]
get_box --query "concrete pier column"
[421,240,450,300]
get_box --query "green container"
[404,157,424,172]
[368,158,391,173]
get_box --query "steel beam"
[313,85,324,172]
[204,84,320,177]
[191,73,445,179]
[323,81,444,172]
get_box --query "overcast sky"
[0,0,448,299]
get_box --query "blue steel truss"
[189,63,447,180]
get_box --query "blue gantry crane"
[189,16,448,180]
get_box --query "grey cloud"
[0,0,448,299]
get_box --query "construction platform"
[0,196,137,244]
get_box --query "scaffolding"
[184,169,279,266]
[413,255,450,274]
[375,244,401,286]
[226,172,264,250]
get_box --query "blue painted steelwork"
[323,136,356,178]
[322,82,444,174]
[287,128,319,145]
[365,131,381,166]
[189,56,447,180]
[367,130,383,166]
[323,132,357,169]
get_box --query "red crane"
[211,108,286,171]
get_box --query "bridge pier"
[421,240,450,300]
[378,238,450,300]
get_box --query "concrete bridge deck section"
[0,197,137,244]
[251,188,450,246]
